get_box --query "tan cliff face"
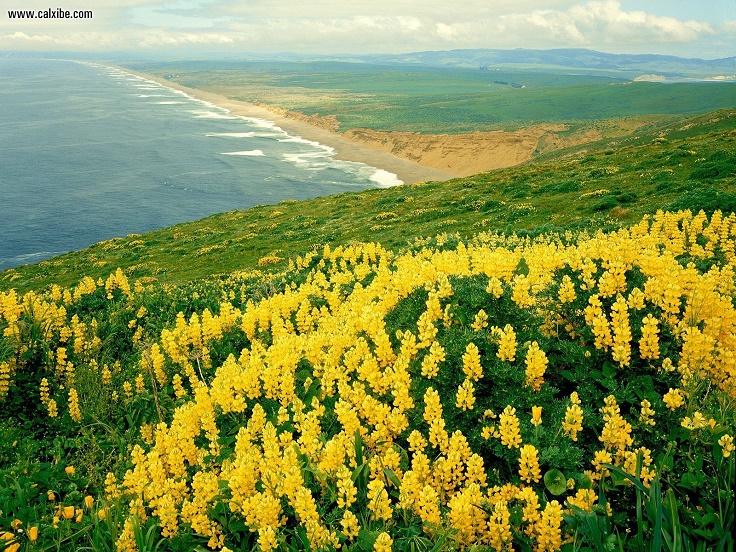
[342,127,563,176]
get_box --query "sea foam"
[369,169,403,188]
[221,150,265,156]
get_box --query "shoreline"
[109,65,458,185]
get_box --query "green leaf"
[573,472,593,490]
[383,468,401,489]
[602,362,616,379]
[544,468,567,495]
[679,471,699,491]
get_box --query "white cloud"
[418,0,714,51]
[2,31,61,43]
[0,0,726,56]
[138,30,234,47]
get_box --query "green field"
[127,61,736,133]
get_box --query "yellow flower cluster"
[524,341,548,391]
[719,434,735,457]
[562,392,584,442]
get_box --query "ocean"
[0,58,400,270]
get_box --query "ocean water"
[0,58,401,270]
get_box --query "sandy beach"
[111,66,457,185]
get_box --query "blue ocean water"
[0,58,400,270]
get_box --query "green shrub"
[666,188,736,216]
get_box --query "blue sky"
[2,0,735,59]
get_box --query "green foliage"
[666,188,736,216]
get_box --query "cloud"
[2,31,61,43]
[0,0,725,56]
[138,30,234,47]
[1,30,119,47]
[568,0,713,42]
[418,0,714,51]
[212,0,717,52]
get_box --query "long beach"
[110,65,457,186]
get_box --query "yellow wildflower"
[531,406,542,427]
[498,405,522,449]
[518,444,542,483]
[456,379,476,411]
[524,341,548,391]
[374,532,393,552]
[719,434,734,457]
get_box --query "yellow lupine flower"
[536,500,564,552]
[562,400,584,442]
[340,510,360,539]
[417,485,441,526]
[461,342,483,381]
[639,399,656,427]
[566,489,596,513]
[135,373,146,394]
[610,295,632,367]
[471,309,489,331]
[88,210,736,551]
[639,314,660,360]
[486,276,504,298]
[498,405,522,449]
[524,341,548,391]
[367,479,392,521]
[495,324,517,362]
[456,379,476,411]
[558,274,576,303]
[373,532,393,552]
[487,500,513,550]
[663,388,685,410]
[718,434,734,457]
[518,444,542,483]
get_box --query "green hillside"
[3,108,735,294]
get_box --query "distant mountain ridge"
[3,48,734,78]
[357,48,736,78]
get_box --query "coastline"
[109,65,458,185]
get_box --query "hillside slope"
[2,108,735,294]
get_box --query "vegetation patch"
[1,210,735,551]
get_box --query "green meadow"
[127,61,736,133]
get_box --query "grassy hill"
[3,108,735,294]
[0,109,735,552]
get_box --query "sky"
[1,0,735,58]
